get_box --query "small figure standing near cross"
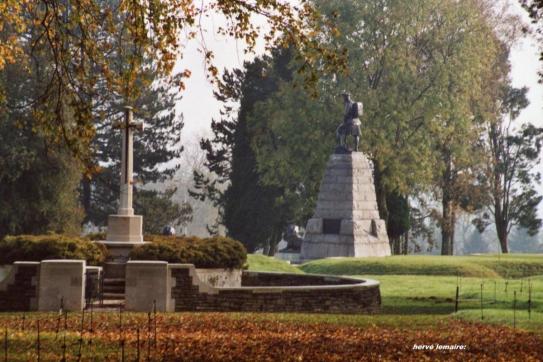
[113,106,144,216]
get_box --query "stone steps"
[87,299,124,310]
[102,292,125,299]
[100,262,126,304]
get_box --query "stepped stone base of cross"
[99,214,146,261]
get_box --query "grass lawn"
[367,274,543,334]
[246,254,303,273]
[248,254,543,335]
[1,254,542,360]
[299,254,543,278]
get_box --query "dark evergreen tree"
[81,83,185,227]
[134,188,193,235]
[0,37,83,237]
[81,1,188,231]
[191,49,294,253]
[386,192,410,255]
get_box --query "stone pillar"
[119,106,135,216]
[107,106,143,243]
[38,260,85,311]
[125,261,174,312]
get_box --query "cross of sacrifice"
[114,106,144,216]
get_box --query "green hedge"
[129,235,247,269]
[0,234,108,265]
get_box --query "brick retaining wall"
[171,265,380,314]
[0,262,39,311]
[242,271,352,287]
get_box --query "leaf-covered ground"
[1,312,542,361]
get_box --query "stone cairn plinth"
[301,153,391,260]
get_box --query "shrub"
[129,235,247,269]
[0,234,108,265]
[85,232,106,241]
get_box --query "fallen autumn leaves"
[0,313,542,361]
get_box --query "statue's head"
[341,91,351,103]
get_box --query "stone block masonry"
[170,264,380,314]
[121,262,380,313]
[0,260,86,312]
[38,260,86,311]
[1,261,381,314]
[0,262,39,311]
[125,261,173,312]
[302,153,391,259]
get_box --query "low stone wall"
[122,262,380,313]
[242,271,351,287]
[195,268,241,288]
[0,262,40,311]
[171,264,380,314]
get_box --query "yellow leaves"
[0,0,347,171]
[0,0,29,70]
[208,65,218,77]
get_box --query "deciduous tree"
[0,0,346,166]
[248,0,516,255]
[474,86,543,253]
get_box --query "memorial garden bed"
[129,235,247,269]
[0,234,107,265]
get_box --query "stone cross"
[114,106,144,216]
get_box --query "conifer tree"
[80,2,190,233]
[191,50,294,253]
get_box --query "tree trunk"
[402,233,409,255]
[262,242,270,256]
[441,197,453,255]
[266,229,280,256]
[496,221,509,253]
[372,160,389,223]
[81,177,92,223]
[450,208,456,255]
[391,237,401,255]
[492,147,508,253]
[440,153,456,256]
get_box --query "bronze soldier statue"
[336,92,362,152]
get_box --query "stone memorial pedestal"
[99,214,146,261]
[101,214,145,260]
[301,153,391,260]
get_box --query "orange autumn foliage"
[1,313,542,361]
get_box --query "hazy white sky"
[174,1,543,213]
